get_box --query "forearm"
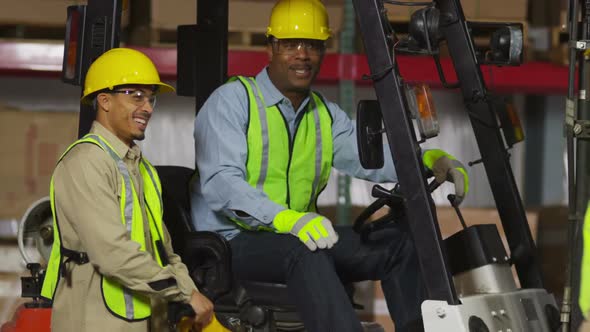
[333,140,397,183]
[70,204,195,302]
[163,226,200,300]
[95,242,194,303]
[330,104,398,183]
[200,168,286,227]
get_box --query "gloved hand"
[422,149,469,205]
[273,210,338,251]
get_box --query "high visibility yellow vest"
[581,203,590,317]
[40,134,166,321]
[233,76,333,229]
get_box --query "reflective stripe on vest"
[40,134,165,321]
[236,76,333,219]
[580,202,590,317]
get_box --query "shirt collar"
[90,121,142,161]
[255,67,311,110]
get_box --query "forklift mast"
[351,0,543,303]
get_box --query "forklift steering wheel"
[353,181,440,242]
[353,184,405,240]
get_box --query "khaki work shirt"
[50,122,197,332]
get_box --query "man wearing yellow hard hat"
[41,48,214,332]
[190,1,469,331]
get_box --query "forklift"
[0,0,575,331]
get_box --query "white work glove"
[273,210,339,251]
[423,149,469,205]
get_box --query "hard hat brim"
[267,31,331,41]
[156,82,176,94]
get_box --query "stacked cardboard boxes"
[0,0,85,27]
[151,0,343,49]
[0,107,78,221]
[385,0,528,23]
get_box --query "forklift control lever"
[468,158,483,167]
[448,194,468,230]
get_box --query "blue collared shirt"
[190,68,397,239]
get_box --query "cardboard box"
[529,0,566,26]
[436,206,539,242]
[0,1,87,27]
[0,108,78,220]
[0,0,131,30]
[152,0,343,34]
[473,0,528,22]
[533,206,568,298]
[384,0,527,22]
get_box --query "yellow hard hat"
[81,48,174,104]
[266,0,331,41]
[178,314,230,332]
[202,315,231,332]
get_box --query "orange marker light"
[407,83,439,139]
[63,8,81,81]
[506,101,524,143]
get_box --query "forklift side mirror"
[357,100,385,169]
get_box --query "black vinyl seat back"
[155,166,195,244]
[155,165,232,300]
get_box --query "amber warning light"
[62,5,86,85]
[406,83,440,140]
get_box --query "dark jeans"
[229,225,427,332]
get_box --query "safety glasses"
[110,89,157,108]
[272,38,326,56]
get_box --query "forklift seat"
[155,165,301,330]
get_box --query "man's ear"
[96,93,111,112]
